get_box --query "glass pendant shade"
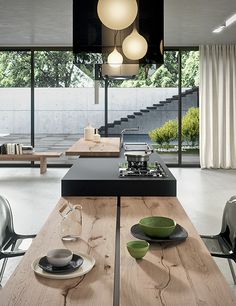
[122,28,148,60]
[107,47,123,67]
[97,0,138,30]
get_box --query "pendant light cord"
[114,30,119,47]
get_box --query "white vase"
[84,124,94,141]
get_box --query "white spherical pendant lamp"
[107,47,123,67]
[97,0,138,30]
[122,28,148,60]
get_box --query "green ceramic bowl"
[127,240,149,259]
[139,216,176,238]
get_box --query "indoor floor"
[0,166,235,294]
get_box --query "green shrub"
[182,107,199,146]
[149,119,178,147]
[149,127,165,146]
[149,107,199,148]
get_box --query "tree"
[0,50,200,88]
[182,107,199,146]
[119,50,199,88]
[0,51,95,88]
[150,66,176,87]
[34,51,96,87]
[0,51,31,87]
[181,51,199,87]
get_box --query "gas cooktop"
[119,161,168,178]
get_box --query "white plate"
[32,252,95,280]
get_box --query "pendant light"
[97,0,138,30]
[108,47,123,67]
[122,26,148,60]
[107,31,123,67]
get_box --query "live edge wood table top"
[1,197,236,306]
[65,137,121,157]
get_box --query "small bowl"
[127,240,149,259]
[46,249,73,267]
[139,216,176,238]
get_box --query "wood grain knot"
[104,264,111,272]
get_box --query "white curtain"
[199,45,236,168]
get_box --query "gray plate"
[38,254,83,274]
[131,223,188,243]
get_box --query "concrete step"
[98,86,199,134]
[114,120,121,125]
[153,103,164,107]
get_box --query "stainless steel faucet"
[120,127,139,148]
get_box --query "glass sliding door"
[149,51,179,164]
[181,51,200,165]
[0,51,31,164]
[34,51,100,164]
[105,51,180,164]
[0,48,200,167]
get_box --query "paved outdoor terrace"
[0,134,200,165]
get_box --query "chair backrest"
[0,195,15,249]
[220,195,236,253]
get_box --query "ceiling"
[0,0,236,47]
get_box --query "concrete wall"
[0,87,187,134]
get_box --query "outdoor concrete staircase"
[99,86,199,135]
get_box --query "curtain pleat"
[200,45,236,168]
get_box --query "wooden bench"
[0,152,63,174]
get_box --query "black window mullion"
[30,50,35,166]
[178,50,182,166]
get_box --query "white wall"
[0,87,182,134]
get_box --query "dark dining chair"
[0,195,36,286]
[200,195,236,284]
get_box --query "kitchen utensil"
[59,202,82,241]
[131,223,188,243]
[46,248,73,267]
[39,253,83,273]
[127,240,149,259]
[124,142,153,152]
[124,151,152,162]
[32,252,95,279]
[139,216,176,238]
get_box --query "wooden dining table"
[1,197,236,306]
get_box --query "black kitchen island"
[61,152,176,197]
